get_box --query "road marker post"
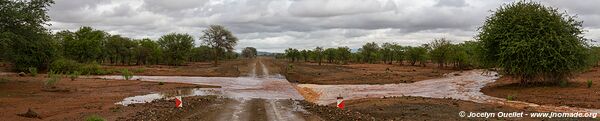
[175,96,183,108]
[336,96,344,110]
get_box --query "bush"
[85,115,105,121]
[507,95,514,101]
[477,1,590,85]
[587,80,593,88]
[50,59,81,74]
[158,82,164,85]
[45,70,60,87]
[121,69,133,80]
[27,67,38,77]
[79,62,102,75]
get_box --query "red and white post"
[336,96,344,110]
[175,96,183,108]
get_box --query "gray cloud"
[47,0,600,52]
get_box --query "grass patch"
[45,70,60,87]
[85,115,105,121]
[132,68,145,73]
[121,69,133,80]
[587,80,593,88]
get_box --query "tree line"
[282,38,484,70]
[0,0,242,72]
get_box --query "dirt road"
[111,57,319,121]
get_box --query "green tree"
[61,27,107,63]
[406,46,428,66]
[300,50,310,62]
[324,48,337,63]
[190,45,212,62]
[242,47,257,58]
[477,1,590,84]
[285,48,300,62]
[381,43,395,64]
[105,35,135,65]
[429,38,452,68]
[135,38,161,65]
[0,0,57,71]
[337,47,351,64]
[314,47,324,65]
[158,33,194,65]
[360,42,380,63]
[200,25,238,66]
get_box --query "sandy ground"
[482,67,600,109]
[277,60,455,84]
[101,59,250,77]
[0,73,212,121]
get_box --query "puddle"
[297,70,600,113]
[116,88,222,106]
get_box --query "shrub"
[79,62,102,75]
[45,70,60,87]
[27,67,38,77]
[50,59,81,74]
[477,1,590,85]
[158,82,164,85]
[121,69,133,80]
[587,80,593,88]
[507,95,514,101]
[85,115,105,121]
[69,71,80,81]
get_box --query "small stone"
[17,108,39,118]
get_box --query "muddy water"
[297,70,600,113]
[102,58,309,121]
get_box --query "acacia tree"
[478,1,590,84]
[324,48,337,63]
[242,47,257,58]
[300,50,310,62]
[406,46,428,66]
[0,0,57,71]
[158,33,194,65]
[381,43,395,64]
[429,38,452,68]
[360,42,380,64]
[200,25,238,66]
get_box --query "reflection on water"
[99,75,304,106]
[116,88,223,106]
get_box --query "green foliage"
[0,0,57,72]
[324,48,337,63]
[507,95,514,101]
[45,70,60,87]
[314,47,324,65]
[587,80,593,88]
[28,67,38,77]
[135,38,162,65]
[360,42,380,64]
[242,47,258,58]
[190,45,213,62]
[85,115,105,121]
[336,47,351,64]
[60,27,107,63]
[104,35,136,65]
[69,71,80,81]
[285,48,301,62]
[477,1,589,84]
[200,25,238,66]
[429,38,452,68]
[406,46,428,66]
[79,62,102,75]
[121,69,133,80]
[158,33,194,66]
[50,58,81,74]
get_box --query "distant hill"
[257,51,280,56]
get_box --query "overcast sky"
[47,0,600,52]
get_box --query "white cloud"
[47,0,600,53]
